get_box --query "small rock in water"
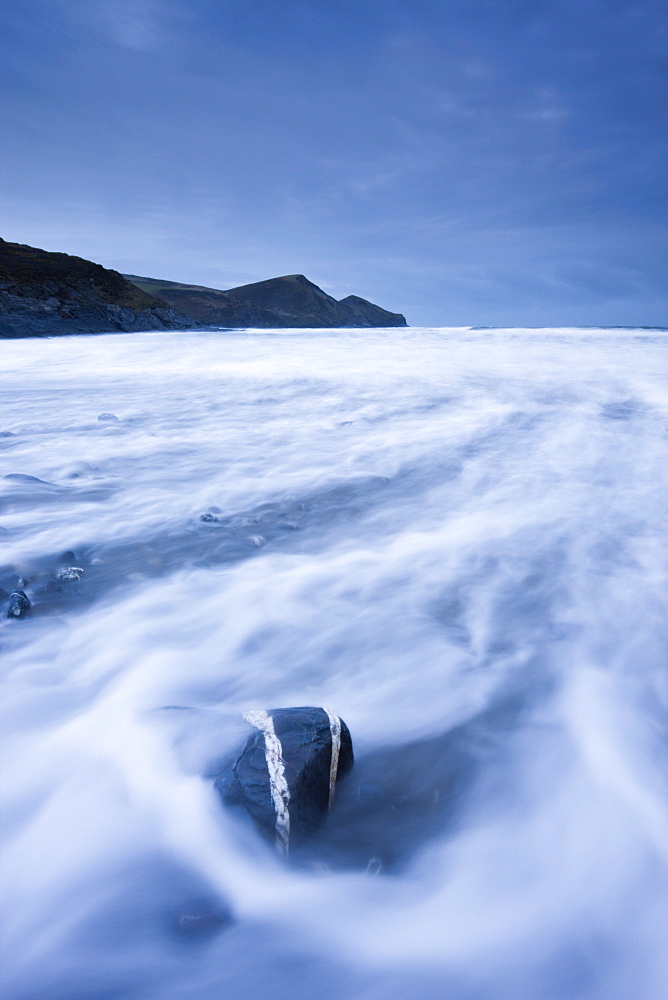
[97,413,120,423]
[7,591,31,619]
[217,706,354,854]
[57,566,84,582]
[199,512,218,522]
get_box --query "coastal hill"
[0,239,192,338]
[0,238,408,337]
[125,272,408,328]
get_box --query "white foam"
[2,327,667,1000]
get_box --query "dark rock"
[0,239,195,338]
[199,512,218,522]
[7,590,31,618]
[217,707,353,853]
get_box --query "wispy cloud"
[89,0,187,52]
[520,88,571,124]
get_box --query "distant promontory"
[124,273,407,329]
[0,239,407,337]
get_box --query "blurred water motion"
[1,327,667,1000]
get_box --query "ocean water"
[1,326,667,1000]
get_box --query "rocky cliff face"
[0,237,407,338]
[0,240,193,338]
[125,273,408,328]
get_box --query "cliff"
[0,240,193,338]
[125,273,408,328]
[0,237,407,337]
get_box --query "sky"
[1,0,666,326]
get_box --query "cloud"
[520,87,571,124]
[105,0,164,50]
[86,0,188,52]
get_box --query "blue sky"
[1,0,666,325]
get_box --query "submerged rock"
[7,590,31,618]
[57,566,84,582]
[217,706,353,854]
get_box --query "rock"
[7,590,31,618]
[97,413,119,423]
[57,566,84,582]
[217,706,353,853]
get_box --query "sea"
[1,326,667,1000]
